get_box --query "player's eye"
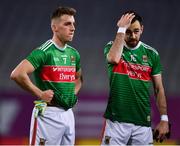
[64,22,72,26]
[133,29,140,34]
[126,30,132,35]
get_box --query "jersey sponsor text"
[113,59,152,81]
[40,65,75,82]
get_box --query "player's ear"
[51,20,58,32]
[51,23,56,32]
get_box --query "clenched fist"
[39,89,54,103]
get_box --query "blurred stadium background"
[0,0,180,145]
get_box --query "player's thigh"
[30,107,67,145]
[61,109,75,145]
[101,119,132,145]
[130,126,153,145]
[61,133,75,145]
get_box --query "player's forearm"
[155,88,168,115]
[75,83,81,95]
[107,33,125,64]
[74,76,82,95]
[11,72,43,98]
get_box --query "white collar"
[50,40,67,51]
[124,41,142,50]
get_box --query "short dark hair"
[124,10,143,25]
[51,6,76,20]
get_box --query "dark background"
[0,0,180,144]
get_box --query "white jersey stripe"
[41,40,50,48]
[40,41,52,50]
[141,42,158,55]
[42,43,53,51]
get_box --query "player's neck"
[52,36,66,48]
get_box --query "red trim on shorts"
[100,119,106,144]
[31,117,37,145]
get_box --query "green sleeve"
[75,51,81,72]
[104,41,113,60]
[151,52,162,75]
[26,49,46,69]
[104,42,114,79]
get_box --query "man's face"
[52,14,75,43]
[125,20,143,48]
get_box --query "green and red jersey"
[104,41,162,126]
[27,40,81,110]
